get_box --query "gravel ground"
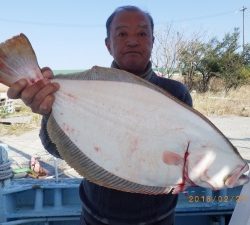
[0,115,249,178]
[0,128,81,178]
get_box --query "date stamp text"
[187,195,248,203]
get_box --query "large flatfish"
[0,34,249,194]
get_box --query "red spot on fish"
[162,151,183,165]
[66,93,77,100]
[94,146,101,153]
[130,138,139,154]
[62,122,75,135]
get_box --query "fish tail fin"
[0,33,43,87]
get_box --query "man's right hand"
[7,67,60,115]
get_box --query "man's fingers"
[30,82,60,113]
[6,66,57,116]
[41,67,54,79]
[39,95,56,115]
[7,79,28,99]
[21,79,50,106]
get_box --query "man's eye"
[118,32,127,37]
[139,32,147,37]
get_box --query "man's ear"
[105,37,112,54]
[152,35,155,44]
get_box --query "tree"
[217,28,250,92]
[242,43,250,66]
[179,28,250,92]
[153,26,250,93]
[178,37,205,90]
[152,25,185,78]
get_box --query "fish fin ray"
[0,33,43,86]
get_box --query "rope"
[0,160,13,180]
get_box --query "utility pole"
[240,6,247,51]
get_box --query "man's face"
[105,10,154,75]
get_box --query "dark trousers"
[79,210,174,225]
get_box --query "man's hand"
[7,67,60,115]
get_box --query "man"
[7,6,192,225]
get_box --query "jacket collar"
[111,61,153,81]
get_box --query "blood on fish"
[178,142,190,192]
[166,142,196,194]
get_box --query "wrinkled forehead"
[110,10,152,32]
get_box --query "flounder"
[0,34,249,194]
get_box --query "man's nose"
[126,36,139,47]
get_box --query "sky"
[1,0,249,70]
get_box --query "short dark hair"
[106,5,154,38]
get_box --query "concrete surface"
[209,116,250,162]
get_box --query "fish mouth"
[238,174,250,185]
[225,163,249,188]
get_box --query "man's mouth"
[124,51,141,55]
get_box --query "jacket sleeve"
[182,89,193,108]
[39,114,61,158]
